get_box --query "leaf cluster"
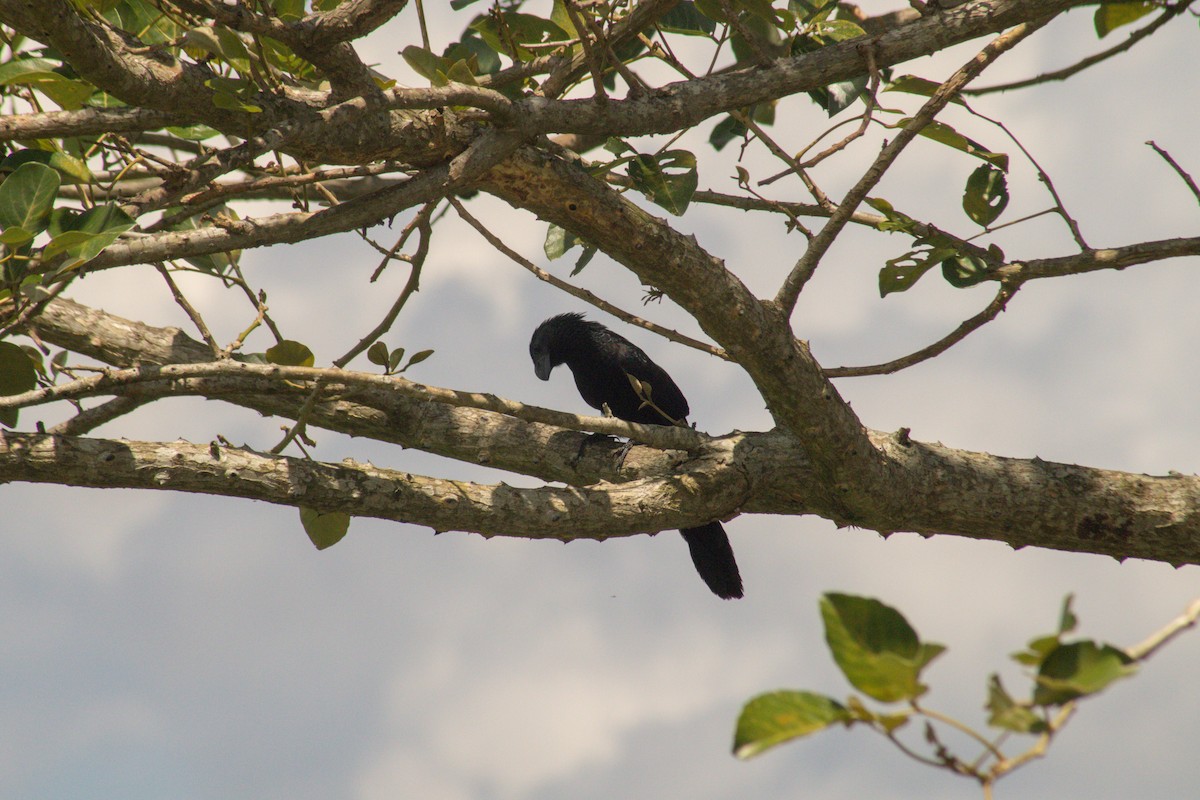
[734,594,1145,793]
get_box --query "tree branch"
[0,432,748,537]
[0,360,708,451]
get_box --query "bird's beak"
[533,353,553,381]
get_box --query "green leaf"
[204,77,262,113]
[693,0,727,22]
[884,74,967,106]
[986,674,1047,734]
[232,352,269,365]
[709,116,746,151]
[403,349,434,371]
[0,57,60,84]
[0,340,38,428]
[544,223,587,260]
[730,12,783,64]
[366,341,390,367]
[402,45,453,85]
[1057,593,1079,635]
[1094,2,1155,37]
[0,57,95,109]
[626,150,698,216]
[812,19,866,40]
[444,59,479,86]
[42,204,135,270]
[0,225,35,247]
[160,206,240,274]
[273,0,306,20]
[810,75,867,116]
[659,2,718,35]
[878,241,958,296]
[470,12,570,61]
[603,138,633,156]
[1033,641,1137,706]
[104,0,184,44]
[0,340,37,396]
[165,124,221,142]
[865,196,915,233]
[571,245,597,276]
[183,25,252,72]
[265,340,315,367]
[940,252,991,288]
[1012,634,1063,667]
[213,25,253,71]
[733,690,850,759]
[1,148,94,184]
[443,29,501,76]
[0,162,60,236]
[821,593,945,703]
[789,0,838,23]
[902,119,1008,170]
[710,103,775,151]
[299,506,350,550]
[550,0,578,37]
[387,347,405,373]
[962,164,1008,227]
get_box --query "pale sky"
[3,3,1199,799]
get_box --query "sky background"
[3,2,1200,799]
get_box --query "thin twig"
[338,202,436,368]
[912,701,1006,764]
[825,281,1020,378]
[966,0,1192,96]
[564,0,610,100]
[155,262,222,355]
[368,200,435,282]
[270,379,323,454]
[760,45,884,181]
[1147,141,1200,206]
[965,103,1089,249]
[413,0,431,50]
[1126,597,1200,661]
[221,299,269,358]
[228,262,284,343]
[731,108,832,210]
[774,21,1049,314]
[47,395,150,435]
[449,197,730,361]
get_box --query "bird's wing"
[605,334,690,424]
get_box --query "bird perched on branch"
[529,312,743,599]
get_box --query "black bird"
[529,312,743,599]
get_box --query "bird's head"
[529,312,586,380]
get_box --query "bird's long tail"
[680,522,743,599]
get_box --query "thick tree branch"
[0,106,187,141]
[0,360,707,451]
[3,422,1200,570]
[18,297,683,487]
[0,0,1087,169]
[9,301,1200,567]
[44,126,514,276]
[0,432,748,537]
[997,236,1200,282]
[513,0,1085,137]
[481,143,888,523]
